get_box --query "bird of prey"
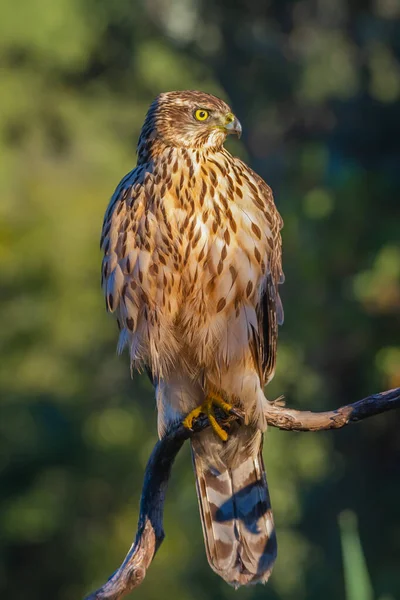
[100,91,284,587]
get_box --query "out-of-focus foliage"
[0,1,399,599]
[339,511,374,600]
[339,510,396,600]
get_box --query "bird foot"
[183,392,237,442]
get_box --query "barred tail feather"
[191,440,277,587]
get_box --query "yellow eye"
[194,109,209,121]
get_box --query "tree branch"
[262,387,400,431]
[84,387,400,600]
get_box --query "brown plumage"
[101,90,284,587]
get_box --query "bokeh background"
[1,1,400,599]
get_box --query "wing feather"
[235,159,284,385]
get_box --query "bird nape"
[100,90,284,587]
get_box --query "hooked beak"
[224,112,242,138]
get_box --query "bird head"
[138,90,242,158]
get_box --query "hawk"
[101,91,284,587]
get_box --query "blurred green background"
[1,0,399,599]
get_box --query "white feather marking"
[106,263,124,312]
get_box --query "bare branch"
[264,387,400,431]
[84,422,192,600]
[84,387,400,600]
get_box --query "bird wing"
[100,160,184,378]
[235,161,284,385]
[100,166,148,357]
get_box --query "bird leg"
[183,392,237,442]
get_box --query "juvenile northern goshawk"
[101,91,284,587]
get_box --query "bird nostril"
[225,113,234,124]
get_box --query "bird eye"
[194,109,210,121]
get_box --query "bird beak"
[224,113,242,138]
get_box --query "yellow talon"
[182,405,203,431]
[207,411,228,442]
[182,392,233,442]
[209,392,234,414]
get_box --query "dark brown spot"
[216,298,226,313]
[188,219,196,237]
[252,195,264,209]
[192,228,201,248]
[126,317,134,331]
[229,265,238,281]
[251,222,262,239]
[200,180,207,206]
[184,245,191,262]
[209,168,217,187]
[248,180,258,194]
[254,247,261,263]
[210,159,226,177]
[246,281,253,297]
[219,194,229,210]
[149,263,159,276]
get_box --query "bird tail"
[191,436,277,587]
